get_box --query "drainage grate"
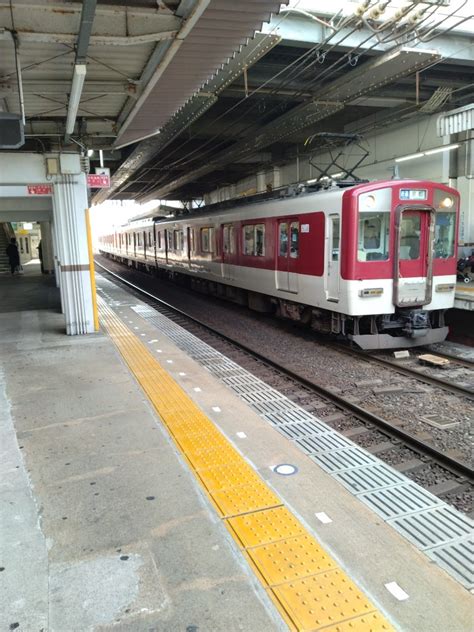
[358,483,441,520]
[276,420,330,440]
[425,537,473,590]
[101,291,474,591]
[263,410,318,426]
[333,463,406,494]
[309,448,376,473]
[296,433,354,454]
[387,505,473,549]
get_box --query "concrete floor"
[0,261,60,313]
[1,273,472,632]
[0,298,284,630]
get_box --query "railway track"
[335,345,474,399]
[96,260,473,513]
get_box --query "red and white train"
[99,179,460,349]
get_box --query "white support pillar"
[52,173,95,334]
[0,152,97,334]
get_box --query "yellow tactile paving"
[196,462,264,492]
[319,612,395,632]
[211,482,282,518]
[247,535,337,586]
[228,506,307,548]
[272,570,376,631]
[98,297,395,632]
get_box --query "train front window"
[434,212,455,258]
[399,214,421,260]
[357,212,389,261]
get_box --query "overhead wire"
[131,2,385,188]
[139,0,439,176]
[131,0,470,198]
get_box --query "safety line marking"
[98,297,395,632]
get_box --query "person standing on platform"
[6,238,20,276]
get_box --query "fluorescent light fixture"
[425,144,459,155]
[395,144,460,162]
[307,178,318,184]
[330,172,343,178]
[65,64,87,135]
[395,152,424,163]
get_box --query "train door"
[394,206,434,306]
[276,220,298,293]
[326,214,340,302]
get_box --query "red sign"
[87,174,110,189]
[27,184,53,195]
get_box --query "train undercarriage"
[103,253,449,350]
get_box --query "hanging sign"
[27,184,53,195]
[87,174,110,188]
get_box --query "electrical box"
[59,153,81,175]
[46,157,59,176]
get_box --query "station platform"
[454,282,474,311]
[1,272,472,632]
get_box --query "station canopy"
[0,0,472,203]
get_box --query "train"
[99,179,460,349]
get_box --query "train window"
[331,218,340,261]
[399,214,421,260]
[243,225,254,255]
[243,224,265,256]
[166,230,173,251]
[279,223,288,256]
[157,231,161,249]
[290,222,299,258]
[255,224,265,256]
[173,230,183,250]
[357,212,389,261]
[434,212,455,258]
[223,224,236,254]
[200,227,214,253]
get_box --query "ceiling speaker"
[0,113,25,149]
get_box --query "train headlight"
[365,195,376,208]
[435,284,455,292]
[439,196,454,208]
[359,288,384,297]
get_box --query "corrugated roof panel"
[115,0,285,147]
[437,104,474,136]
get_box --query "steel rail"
[95,259,474,482]
[333,345,474,399]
